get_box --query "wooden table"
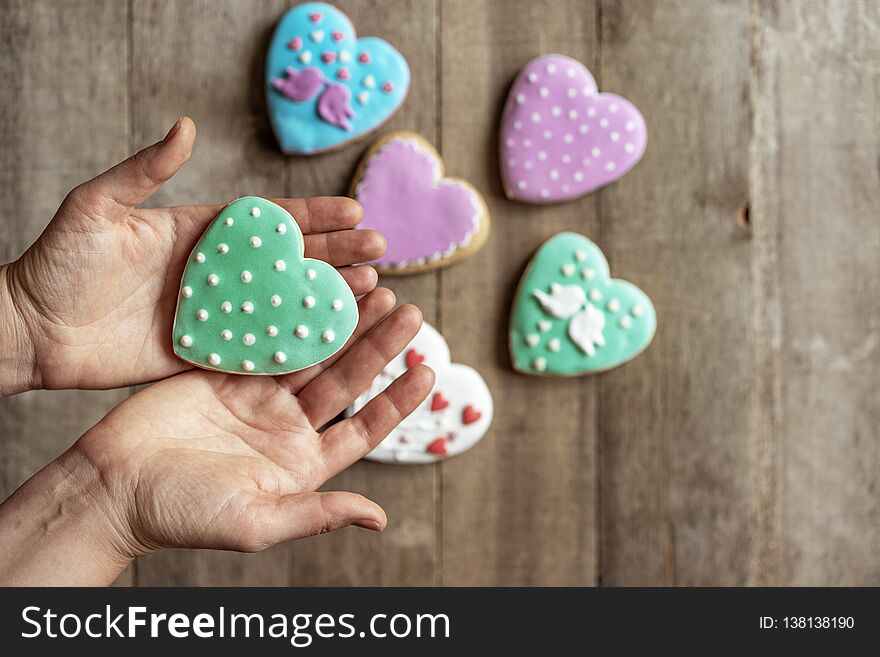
[1,0,878,586]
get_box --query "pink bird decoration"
[271,66,326,102]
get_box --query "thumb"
[69,116,195,217]
[243,491,387,551]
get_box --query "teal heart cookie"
[173,197,358,374]
[510,232,656,375]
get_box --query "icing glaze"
[510,232,656,375]
[271,66,326,102]
[532,283,586,319]
[567,302,606,356]
[317,82,355,130]
[347,322,493,464]
[172,197,358,375]
[499,54,647,203]
[266,2,410,154]
[353,132,488,271]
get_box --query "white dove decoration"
[568,303,606,356]
[532,283,586,319]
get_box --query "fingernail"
[163,117,183,142]
[353,519,384,532]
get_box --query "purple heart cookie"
[499,54,647,203]
[351,132,490,274]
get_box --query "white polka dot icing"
[500,54,647,203]
[172,197,358,374]
[510,232,656,375]
[346,321,494,464]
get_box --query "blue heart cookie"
[266,2,410,155]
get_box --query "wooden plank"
[291,0,441,586]
[129,0,293,585]
[751,0,880,585]
[439,0,600,586]
[0,0,134,585]
[597,0,753,584]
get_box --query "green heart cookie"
[510,232,656,375]
[173,197,358,375]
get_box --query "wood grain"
[750,0,880,585]
[598,0,753,586]
[438,0,600,586]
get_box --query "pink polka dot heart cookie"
[500,54,647,203]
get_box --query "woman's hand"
[0,290,433,585]
[2,117,384,393]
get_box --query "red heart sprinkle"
[309,12,323,23]
[462,405,482,425]
[337,67,350,80]
[405,349,425,368]
[431,392,450,412]
[382,81,394,93]
[426,437,448,456]
[322,52,336,64]
[288,37,302,51]
[332,31,344,41]
[358,52,371,64]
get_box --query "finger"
[68,117,195,217]
[304,229,386,266]
[170,196,363,242]
[246,491,386,548]
[272,197,364,234]
[297,304,423,429]
[281,287,396,392]
[320,365,435,477]
[339,264,379,297]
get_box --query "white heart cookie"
[348,322,493,464]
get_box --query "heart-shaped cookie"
[351,131,490,274]
[348,322,493,463]
[510,232,655,375]
[499,54,647,203]
[266,2,410,155]
[173,197,358,374]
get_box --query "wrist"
[0,263,41,395]
[0,442,139,585]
